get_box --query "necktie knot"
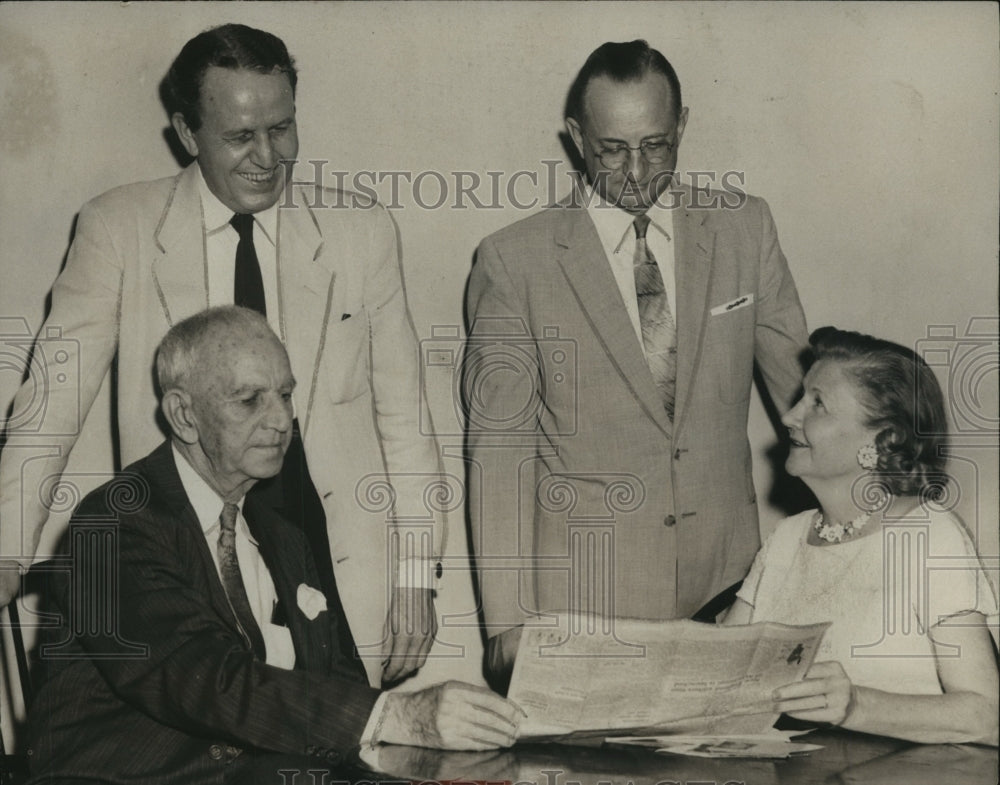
[632,214,651,241]
[220,502,239,535]
[230,212,254,238]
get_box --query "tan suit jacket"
[465,187,808,635]
[0,164,444,683]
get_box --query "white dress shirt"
[172,444,296,669]
[584,188,678,348]
[196,168,281,338]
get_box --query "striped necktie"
[218,502,267,659]
[632,214,677,420]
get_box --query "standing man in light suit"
[465,40,809,680]
[0,24,442,686]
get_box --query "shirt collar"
[583,186,673,257]
[195,165,278,246]
[172,443,257,544]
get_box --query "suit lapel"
[149,444,330,669]
[151,165,210,326]
[242,495,330,670]
[554,206,673,437]
[672,191,716,441]
[140,443,236,632]
[275,186,334,435]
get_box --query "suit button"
[305,745,317,755]
[674,449,681,460]
[663,515,676,527]
[209,744,223,760]
[325,750,341,764]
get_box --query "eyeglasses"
[591,137,677,169]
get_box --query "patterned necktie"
[230,213,267,316]
[632,214,677,419]
[218,502,267,659]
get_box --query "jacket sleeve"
[0,196,123,573]
[464,234,542,636]
[750,198,809,413]
[362,204,447,561]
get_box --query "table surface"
[360,729,998,785]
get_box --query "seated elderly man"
[27,306,519,784]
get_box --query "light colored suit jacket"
[0,164,444,682]
[465,187,808,635]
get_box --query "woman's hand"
[772,660,856,725]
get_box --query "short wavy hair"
[566,40,682,123]
[165,23,297,132]
[808,327,948,497]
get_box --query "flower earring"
[857,443,878,470]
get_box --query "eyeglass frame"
[578,130,680,170]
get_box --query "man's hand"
[381,586,436,684]
[376,680,521,750]
[773,660,856,726]
[0,563,22,608]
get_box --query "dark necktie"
[633,214,677,419]
[218,502,267,659]
[230,213,266,316]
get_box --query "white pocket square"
[296,584,328,620]
[710,293,754,316]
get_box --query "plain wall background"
[1,0,997,747]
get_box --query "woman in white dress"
[725,327,998,745]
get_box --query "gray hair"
[155,306,274,394]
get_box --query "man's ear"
[675,106,690,146]
[565,116,586,159]
[161,389,200,445]
[170,112,199,159]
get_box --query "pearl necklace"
[813,509,873,543]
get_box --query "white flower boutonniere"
[297,584,328,620]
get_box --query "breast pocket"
[710,302,756,404]
[321,307,371,404]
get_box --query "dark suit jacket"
[27,442,379,785]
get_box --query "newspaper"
[508,614,830,740]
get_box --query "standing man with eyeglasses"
[465,40,809,683]
[0,24,443,689]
